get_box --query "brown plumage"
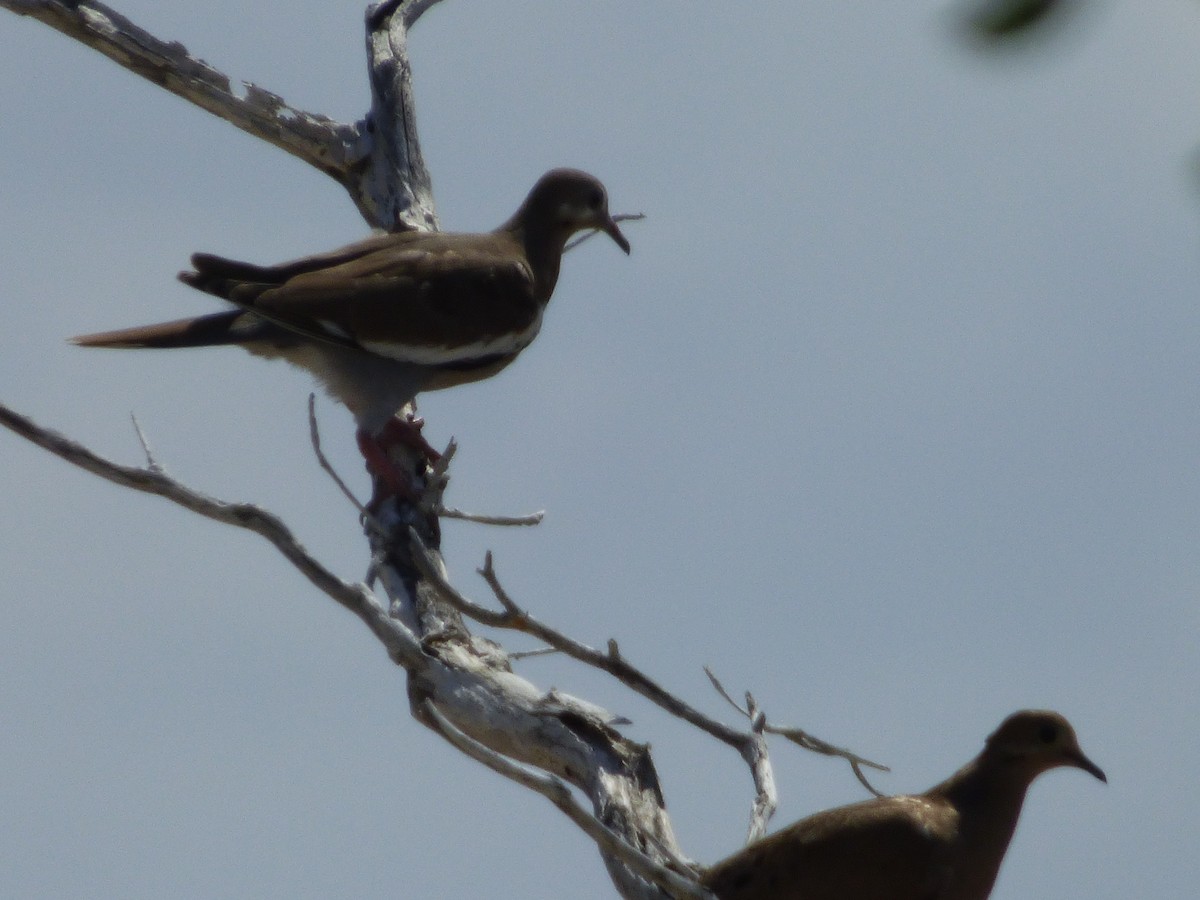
[73,169,629,493]
[703,710,1105,900]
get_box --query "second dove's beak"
[1069,750,1107,783]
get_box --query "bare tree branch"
[409,537,747,743]
[0,0,440,230]
[705,667,890,799]
[424,701,712,900]
[357,0,440,230]
[0,399,425,663]
[438,506,546,526]
[705,680,778,844]
[1,395,692,898]
[0,4,886,896]
[0,1,357,173]
[408,534,884,844]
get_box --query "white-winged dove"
[73,168,630,494]
[702,710,1105,900]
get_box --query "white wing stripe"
[359,310,543,365]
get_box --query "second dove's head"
[984,710,1106,782]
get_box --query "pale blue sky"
[2,2,1198,898]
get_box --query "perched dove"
[73,169,630,497]
[703,710,1104,900]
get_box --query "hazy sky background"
[2,1,1197,897]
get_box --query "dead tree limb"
[0,3,885,897]
[0,0,437,229]
[0,398,703,899]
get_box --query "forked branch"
[0,0,439,229]
[0,2,889,897]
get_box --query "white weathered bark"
[0,0,437,230]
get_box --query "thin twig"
[423,701,711,900]
[768,724,889,798]
[129,413,163,474]
[438,506,545,526]
[306,396,397,546]
[705,666,890,798]
[565,212,646,252]
[509,646,561,661]
[307,394,370,516]
[707,668,747,717]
